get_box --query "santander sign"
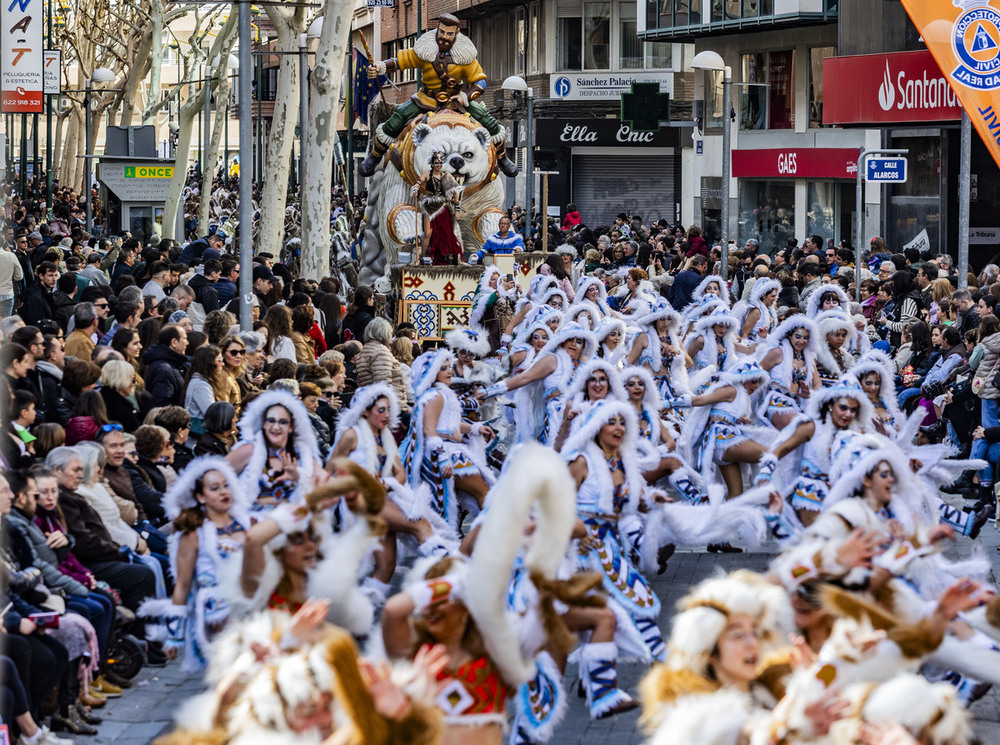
[824,51,963,125]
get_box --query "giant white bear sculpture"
[360,110,506,285]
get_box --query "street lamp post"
[204,59,212,180]
[691,51,732,280]
[298,32,308,191]
[501,75,533,244]
[84,66,115,234]
[238,0,254,331]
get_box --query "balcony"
[640,0,837,41]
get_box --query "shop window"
[809,46,834,128]
[888,136,942,255]
[585,2,611,70]
[807,182,837,245]
[740,50,794,130]
[705,69,724,131]
[738,180,795,255]
[558,16,583,70]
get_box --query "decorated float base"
[393,251,549,341]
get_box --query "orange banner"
[899,0,1000,167]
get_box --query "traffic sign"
[866,157,907,182]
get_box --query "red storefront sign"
[823,50,963,125]
[732,148,860,179]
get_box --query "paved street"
[90,496,1000,745]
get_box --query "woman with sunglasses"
[239,464,385,618]
[552,358,626,451]
[140,457,250,672]
[227,390,326,512]
[218,334,247,409]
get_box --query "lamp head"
[501,75,528,93]
[690,50,725,71]
[91,67,115,84]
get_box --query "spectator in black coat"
[189,259,222,312]
[54,358,101,427]
[19,261,59,326]
[34,334,65,423]
[667,254,709,311]
[142,324,189,407]
[341,285,376,343]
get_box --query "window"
[529,3,540,73]
[558,17,583,70]
[385,35,418,83]
[740,50,794,130]
[584,2,610,70]
[619,2,671,69]
[620,2,641,69]
[516,8,527,75]
[740,53,767,131]
[809,46,834,128]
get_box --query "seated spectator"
[55,359,102,427]
[99,360,141,432]
[132,425,174,493]
[42,448,158,619]
[182,345,225,435]
[31,422,66,461]
[152,406,194,471]
[193,401,237,457]
[354,317,408,411]
[65,390,111,446]
[142,324,189,408]
[97,426,165,528]
[291,304,318,364]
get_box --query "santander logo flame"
[878,61,895,112]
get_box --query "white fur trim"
[464,445,578,686]
[162,456,247,523]
[446,327,491,357]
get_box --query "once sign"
[866,157,908,183]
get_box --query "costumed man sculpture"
[411,149,464,265]
[360,13,518,178]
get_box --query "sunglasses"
[227,348,246,356]
[286,530,318,545]
[101,423,124,433]
[323,390,337,397]
[587,377,609,387]
[265,416,291,427]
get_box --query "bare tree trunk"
[257,6,306,256]
[59,114,78,187]
[198,58,234,231]
[53,112,66,182]
[301,0,353,280]
[161,99,200,241]
[143,5,165,125]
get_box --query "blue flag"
[352,48,388,126]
